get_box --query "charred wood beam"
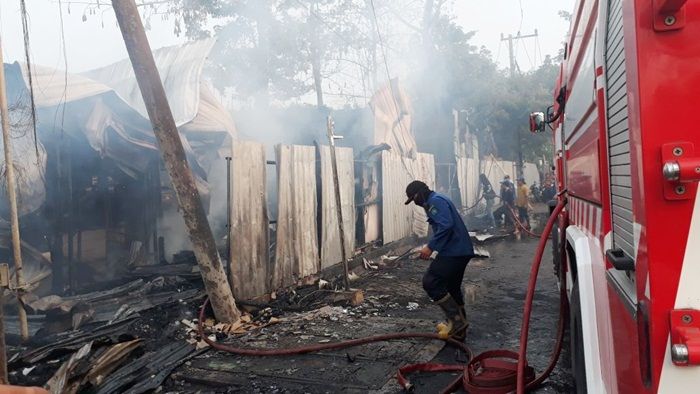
[111,0,239,322]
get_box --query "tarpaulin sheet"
[5,40,235,215]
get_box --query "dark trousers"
[493,203,514,226]
[422,255,471,304]
[517,206,529,226]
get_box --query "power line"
[518,0,524,32]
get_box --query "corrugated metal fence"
[227,143,436,300]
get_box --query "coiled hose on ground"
[197,198,569,393]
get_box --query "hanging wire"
[19,0,39,157]
[495,39,503,66]
[54,0,69,137]
[518,0,524,32]
[368,0,415,177]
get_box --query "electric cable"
[19,0,39,157]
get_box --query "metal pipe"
[0,37,29,341]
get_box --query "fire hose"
[197,198,568,393]
[505,204,542,238]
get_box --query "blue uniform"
[425,192,474,257]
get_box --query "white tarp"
[82,39,216,127]
[6,39,235,216]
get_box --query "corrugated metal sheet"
[369,79,416,157]
[319,146,356,269]
[381,151,415,244]
[456,157,480,210]
[381,151,436,243]
[273,145,319,288]
[230,141,269,300]
[412,153,436,237]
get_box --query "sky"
[0,0,575,81]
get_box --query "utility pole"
[326,116,351,291]
[501,30,538,178]
[0,37,29,342]
[111,0,240,323]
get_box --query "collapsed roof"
[2,39,236,216]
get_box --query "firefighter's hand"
[419,246,432,260]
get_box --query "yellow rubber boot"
[436,322,453,339]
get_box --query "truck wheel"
[570,281,588,393]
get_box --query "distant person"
[516,177,530,229]
[542,179,556,202]
[479,174,497,230]
[404,180,473,341]
[494,175,515,228]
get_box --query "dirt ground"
[8,209,575,393]
[169,229,574,392]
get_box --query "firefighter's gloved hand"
[419,246,432,260]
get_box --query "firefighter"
[515,177,530,229]
[493,175,515,228]
[404,180,474,340]
[479,174,497,230]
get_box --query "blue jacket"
[425,192,474,257]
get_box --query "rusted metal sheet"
[411,153,436,237]
[230,141,269,300]
[273,145,319,288]
[319,146,356,270]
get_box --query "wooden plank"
[230,141,269,300]
[319,146,356,270]
[273,145,318,288]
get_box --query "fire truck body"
[550,0,700,392]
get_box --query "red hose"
[506,204,542,238]
[196,198,568,393]
[516,198,567,393]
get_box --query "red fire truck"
[529,0,700,392]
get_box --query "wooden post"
[326,116,351,290]
[0,38,29,340]
[111,0,240,322]
[0,290,6,384]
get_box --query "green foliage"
[143,0,559,161]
